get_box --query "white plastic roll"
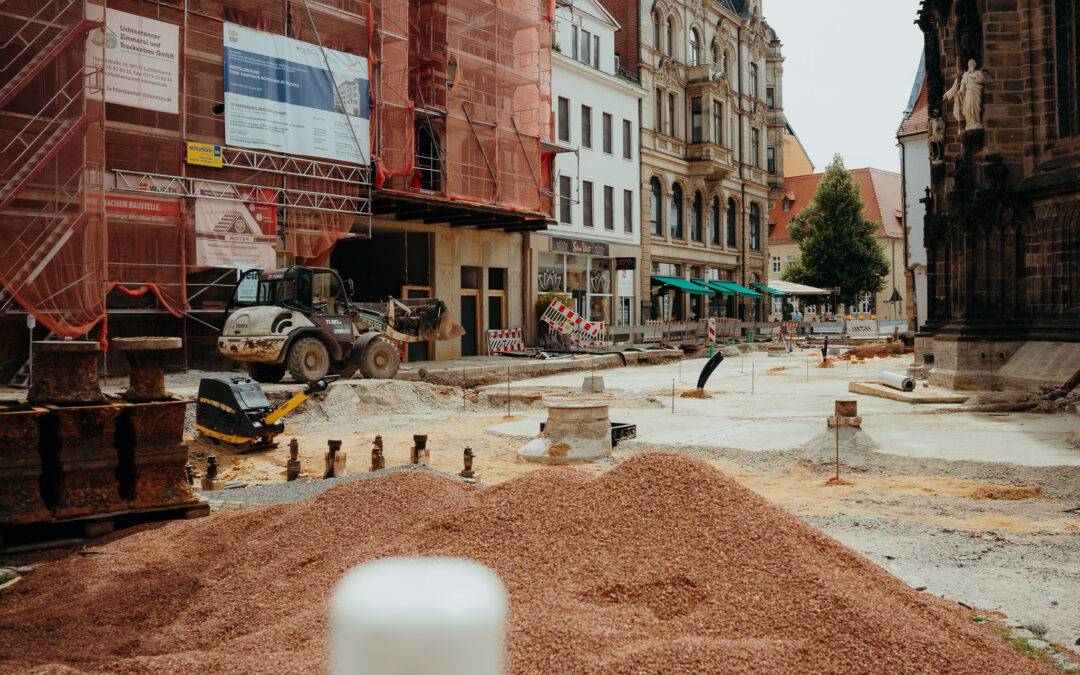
[331,557,507,675]
[879,369,916,392]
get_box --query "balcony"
[686,142,734,182]
[685,60,727,87]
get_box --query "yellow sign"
[186,141,223,168]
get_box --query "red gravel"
[0,453,1050,673]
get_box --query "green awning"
[751,282,788,297]
[651,276,713,295]
[695,280,735,296]
[710,281,763,298]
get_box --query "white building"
[898,58,930,331]
[526,0,644,331]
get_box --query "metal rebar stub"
[201,454,219,491]
[111,337,182,402]
[287,438,301,481]
[29,340,103,405]
[325,439,346,479]
[460,447,475,479]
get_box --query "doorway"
[460,291,479,356]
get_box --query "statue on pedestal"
[943,59,986,133]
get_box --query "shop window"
[582,180,594,227]
[623,189,634,233]
[691,191,703,242]
[623,119,632,159]
[582,105,592,148]
[461,266,481,289]
[538,252,565,293]
[558,97,569,142]
[669,183,684,239]
[690,266,704,319]
[649,177,663,236]
[603,113,613,154]
[559,175,572,224]
[604,185,614,230]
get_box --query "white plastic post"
[331,557,507,675]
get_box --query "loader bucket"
[435,312,466,341]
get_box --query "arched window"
[649,177,663,237]
[669,182,684,239]
[691,191,703,241]
[726,197,737,247]
[711,39,720,66]
[652,11,661,50]
[690,28,701,65]
[749,202,761,250]
[666,17,675,57]
[710,197,721,244]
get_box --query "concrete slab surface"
[848,381,971,404]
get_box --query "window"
[559,175,572,223]
[655,89,663,132]
[1055,0,1079,137]
[749,203,761,251]
[602,113,613,154]
[726,197,737,247]
[603,185,614,230]
[571,26,578,61]
[623,189,633,233]
[652,11,661,50]
[667,92,676,137]
[669,183,684,239]
[666,17,674,57]
[772,256,781,273]
[750,63,759,98]
[691,191,703,242]
[767,147,776,174]
[690,28,701,65]
[488,267,506,290]
[691,97,703,143]
[710,197,721,245]
[649,177,662,236]
[622,119,632,159]
[751,128,760,167]
[579,29,591,67]
[594,35,600,69]
[711,39,721,67]
[766,86,775,109]
[582,181,594,227]
[581,105,592,148]
[783,198,791,212]
[712,101,722,145]
[558,97,569,142]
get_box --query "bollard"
[460,447,475,479]
[331,557,507,675]
[325,439,346,479]
[287,438,301,481]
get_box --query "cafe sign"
[550,237,609,257]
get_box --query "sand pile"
[0,453,1048,674]
[840,342,908,360]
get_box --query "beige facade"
[635,0,784,322]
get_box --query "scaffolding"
[0,0,553,341]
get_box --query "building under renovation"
[0,0,554,372]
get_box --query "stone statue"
[928,116,945,162]
[943,59,986,132]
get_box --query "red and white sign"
[91,193,182,223]
[540,299,605,346]
[487,328,526,354]
[194,193,278,269]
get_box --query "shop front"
[529,234,640,339]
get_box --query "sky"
[765,0,925,173]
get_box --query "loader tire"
[359,339,400,380]
[246,362,286,384]
[287,337,331,383]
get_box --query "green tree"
[781,155,890,307]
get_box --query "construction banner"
[86,5,180,114]
[194,196,278,270]
[223,23,370,164]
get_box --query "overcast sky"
[765,0,925,174]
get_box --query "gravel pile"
[0,453,1049,673]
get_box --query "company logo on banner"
[195,192,278,270]
[222,23,370,165]
[86,5,179,114]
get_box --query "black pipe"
[696,351,725,390]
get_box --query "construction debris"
[0,454,1050,673]
[839,342,909,361]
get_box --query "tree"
[781,155,890,307]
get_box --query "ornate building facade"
[601,0,784,321]
[916,0,1080,390]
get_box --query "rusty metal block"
[112,337,182,402]
[44,403,126,519]
[120,399,196,509]
[29,341,103,405]
[0,403,50,526]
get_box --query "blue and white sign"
[223,23,370,165]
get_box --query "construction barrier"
[487,328,526,354]
[539,299,605,346]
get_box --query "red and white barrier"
[540,299,605,346]
[487,328,526,354]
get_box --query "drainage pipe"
[879,370,915,392]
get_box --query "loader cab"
[228,266,352,317]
